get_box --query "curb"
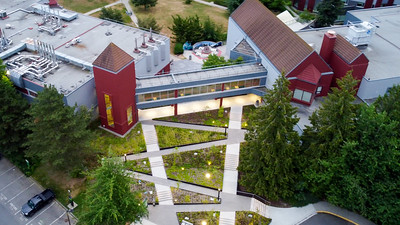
[153,119,229,129]
[159,138,227,150]
[317,211,359,225]
[167,177,220,191]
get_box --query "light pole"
[124,154,127,162]
[224,124,228,136]
[217,188,221,202]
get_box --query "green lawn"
[131,0,228,38]
[177,211,220,225]
[164,146,225,189]
[58,0,117,13]
[125,158,151,174]
[92,123,146,156]
[236,211,272,224]
[155,125,226,148]
[155,107,230,127]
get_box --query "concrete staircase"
[219,211,236,225]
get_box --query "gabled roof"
[231,0,314,74]
[93,43,134,73]
[333,35,362,64]
[297,64,321,84]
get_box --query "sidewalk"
[83,1,121,15]
[193,0,227,10]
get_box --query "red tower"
[93,43,138,136]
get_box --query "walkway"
[83,1,121,16]
[193,0,227,10]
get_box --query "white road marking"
[7,183,35,203]
[0,174,24,191]
[49,212,66,225]
[25,202,55,225]
[14,209,21,215]
[9,202,18,211]
[0,166,16,176]
[0,192,8,201]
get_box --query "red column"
[297,0,306,10]
[375,0,382,7]
[364,0,373,8]
[387,0,394,5]
[219,83,224,107]
[174,90,178,116]
[307,0,316,12]
[319,31,337,64]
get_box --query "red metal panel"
[307,0,316,12]
[387,0,394,6]
[375,0,383,7]
[93,61,137,135]
[364,0,373,8]
[297,0,306,10]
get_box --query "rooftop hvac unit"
[345,21,376,46]
[0,10,7,19]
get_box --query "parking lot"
[0,158,77,225]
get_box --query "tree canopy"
[374,84,400,130]
[131,0,158,10]
[202,55,243,69]
[137,16,162,32]
[25,86,93,171]
[0,59,30,157]
[238,72,300,200]
[99,7,123,23]
[315,0,343,27]
[81,158,148,225]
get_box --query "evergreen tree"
[227,0,244,14]
[315,0,343,27]
[25,86,93,171]
[137,16,162,32]
[374,84,400,130]
[131,0,158,10]
[202,17,225,42]
[0,60,30,156]
[169,15,203,44]
[99,7,124,23]
[238,72,300,200]
[326,105,400,225]
[302,71,359,195]
[202,55,243,69]
[81,158,148,225]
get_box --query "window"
[160,91,168,99]
[168,90,175,98]
[239,80,245,88]
[192,87,200,95]
[316,86,322,95]
[127,106,133,125]
[28,90,38,97]
[215,84,222,91]
[207,84,216,92]
[293,89,312,102]
[104,94,114,127]
[152,92,160,100]
[224,83,231,90]
[144,93,152,101]
[200,86,208,94]
[252,79,260,86]
[245,80,252,87]
[138,94,145,102]
[184,88,192,96]
[179,89,184,97]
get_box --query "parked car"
[21,189,55,217]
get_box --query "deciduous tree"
[238,72,300,200]
[25,86,93,171]
[202,55,243,69]
[81,158,148,225]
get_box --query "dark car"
[21,189,55,217]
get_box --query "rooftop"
[231,0,313,74]
[297,6,400,80]
[136,63,267,89]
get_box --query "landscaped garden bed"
[155,107,230,127]
[163,146,225,189]
[177,211,220,225]
[235,211,271,225]
[132,179,158,204]
[241,105,256,128]
[155,126,226,149]
[92,122,146,155]
[171,187,219,204]
[125,158,151,175]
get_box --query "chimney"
[320,30,336,64]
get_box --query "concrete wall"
[65,78,97,108]
[357,76,400,99]
[226,17,280,89]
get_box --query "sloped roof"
[93,43,134,73]
[333,35,362,64]
[231,0,313,74]
[297,64,321,84]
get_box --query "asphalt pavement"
[300,213,354,225]
[0,158,76,225]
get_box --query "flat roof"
[137,63,267,89]
[7,50,92,95]
[297,7,400,80]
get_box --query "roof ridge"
[93,42,134,73]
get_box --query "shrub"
[299,10,315,22]
[174,43,184,54]
[137,16,162,32]
[184,0,193,4]
[218,107,224,118]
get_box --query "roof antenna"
[148,27,155,43]
[134,38,140,53]
[141,33,148,48]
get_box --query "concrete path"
[120,0,139,26]
[142,120,225,133]
[220,211,236,225]
[193,0,227,10]
[83,1,121,15]
[141,124,173,205]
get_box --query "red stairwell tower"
[93,43,138,136]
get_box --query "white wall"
[226,17,280,89]
[357,76,400,100]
